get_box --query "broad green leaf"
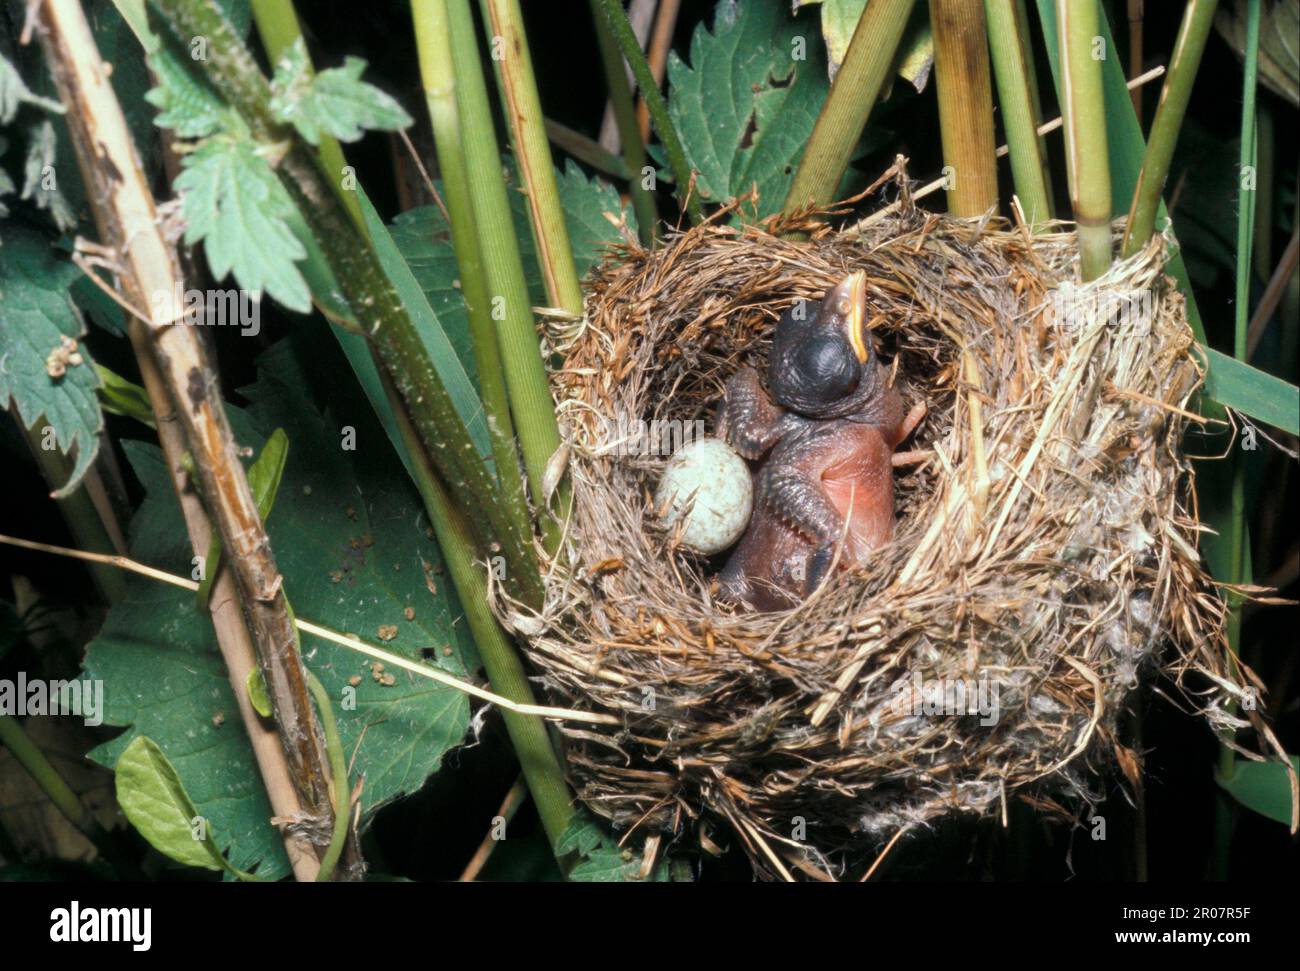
[1200,348,1300,436]
[388,160,633,396]
[174,135,311,312]
[269,38,412,145]
[114,736,229,872]
[95,363,156,428]
[1218,756,1300,826]
[84,337,478,879]
[667,1,830,214]
[355,185,492,465]
[245,669,272,719]
[0,228,102,497]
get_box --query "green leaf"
[1200,348,1300,436]
[249,427,289,518]
[174,135,311,312]
[387,159,632,395]
[569,846,670,883]
[95,363,156,428]
[355,185,492,464]
[114,736,229,872]
[20,120,78,232]
[667,0,829,214]
[269,38,412,146]
[145,46,226,138]
[0,228,103,497]
[245,669,272,719]
[1218,756,1300,827]
[84,337,478,880]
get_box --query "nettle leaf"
[84,339,479,880]
[174,135,311,312]
[144,46,225,138]
[666,0,829,215]
[20,120,78,232]
[556,811,670,883]
[0,228,102,497]
[388,159,633,392]
[114,736,231,873]
[794,0,933,88]
[269,38,412,145]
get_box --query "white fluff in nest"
[655,438,753,555]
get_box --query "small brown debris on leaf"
[403,606,415,621]
[211,711,225,728]
[348,675,362,687]
[377,624,398,642]
[45,335,80,379]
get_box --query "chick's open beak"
[831,270,869,362]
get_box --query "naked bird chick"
[715,271,919,611]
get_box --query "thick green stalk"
[589,0,658,243]
[783,0,916,214]
[594,0,701,223]
[151,0,544,609]
[1121,0,1219,258]
[411,0,533,553]
[249,0,364,229]
[445,0,564,550]
[479,0,585,315]
[930,0,1000,217]
[374,366,575,859]
[985,0,1053,227]
[1057,0,1112,279]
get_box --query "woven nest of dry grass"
[511,178,1256,880]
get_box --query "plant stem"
[479,0,585,316]
[930,0,1000,217]
[985,0,1053,227]
[151,0,544,608]
[589,0,658,243]
[17,427,127,603]
[444,0,565,552]
[1056,0,1113,279]
[0,715,108,851]
[1121,0,1219,258]
[411,0,534,552]
[374,366,576,861]
[594,0,701,223]
[545,117,630,180]
[784,0,916,214]
[305,668,350,882]
[248,0,365,229]
[636,0,682,144]
[1213,0,1260,879]
[41,0,348,874]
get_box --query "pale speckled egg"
[654,438,753,554]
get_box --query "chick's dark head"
[768,271,876,418]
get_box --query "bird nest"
[512,183,1253,880]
